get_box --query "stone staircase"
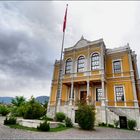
[108,107,135,120]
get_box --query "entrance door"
[119,116,127,129]
[80,91,87,104]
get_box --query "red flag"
[63,4,68,32]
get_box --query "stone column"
[101,80,105,106]
[101,78,107,124]
[128,48,138,107]
[86,46,90,104]
[100,43,107,123]
[86,80,90,104]
[101,43,105,105]
[69,81,74,105]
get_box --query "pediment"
[64,36,103,52]
[74,36,90,49]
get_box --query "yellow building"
[47,37,140,128]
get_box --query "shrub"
[55,112,66,122]
[12,96,26,107]
[128,119,137,130]
[4,116,16,125]
[0,105,10,116]
[98,122,107,127]
[76,104,95,130]
[23,97,46,119]
[108,124,114,128]
[113,119,119,128]
[11,106,25,117]
[65,117,73,127]
[40,115,53,121]
[37,121,50,131]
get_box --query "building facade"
[47,37,140,128]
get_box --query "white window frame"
[112,59,123,77]
[90,52,100,71]
[114,85,126,106]
[77,55,85,72]
[95,87,102,102]
[65,58,72,74]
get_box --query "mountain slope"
[0,97,14,104]
[35,96,49,104]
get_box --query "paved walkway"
[0,117,140,139]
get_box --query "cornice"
[106,45,130,54]
[64,37,103,52]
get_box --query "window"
[77,56,85,72]
[113,60,121,73]
[65,58,72,74]
[96,88,102,101]
[115,86,124,101]
[91,53,100,70]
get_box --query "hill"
[0,97,14,104]
[35,96,49,104]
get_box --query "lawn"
[8,124,71,132]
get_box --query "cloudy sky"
[0,1,140,98]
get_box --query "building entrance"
[80,91,87,103]
[119,116,127,129]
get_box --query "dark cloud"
[0,24,53,80]
[0,2,61,97]
[0,1,140,97]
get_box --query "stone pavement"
[0,116,140,139]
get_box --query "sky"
[0,1,140,99]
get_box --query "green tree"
[23,96,46,119]
[76,104,95,130]
[43,101,48,109]
[55,112,66,122]
[0,105,10,116]
[12,96,26,107]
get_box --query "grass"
[7,124,71,132]
[50,124,70,132]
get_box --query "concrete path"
[0,116,140,139]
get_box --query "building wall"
[49,40,139,108]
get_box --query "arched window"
[91,53,100,70]
[65,58,72,74]
[77,56,85,72]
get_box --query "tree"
[0,105,10,116]
[43,101,48,109]
[12,96,26,107]
[76,104,95,130]
[23,96,46,119]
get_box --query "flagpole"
[60,31,65,61]
[54,4,68,116]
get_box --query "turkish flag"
[63,4,68,32]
